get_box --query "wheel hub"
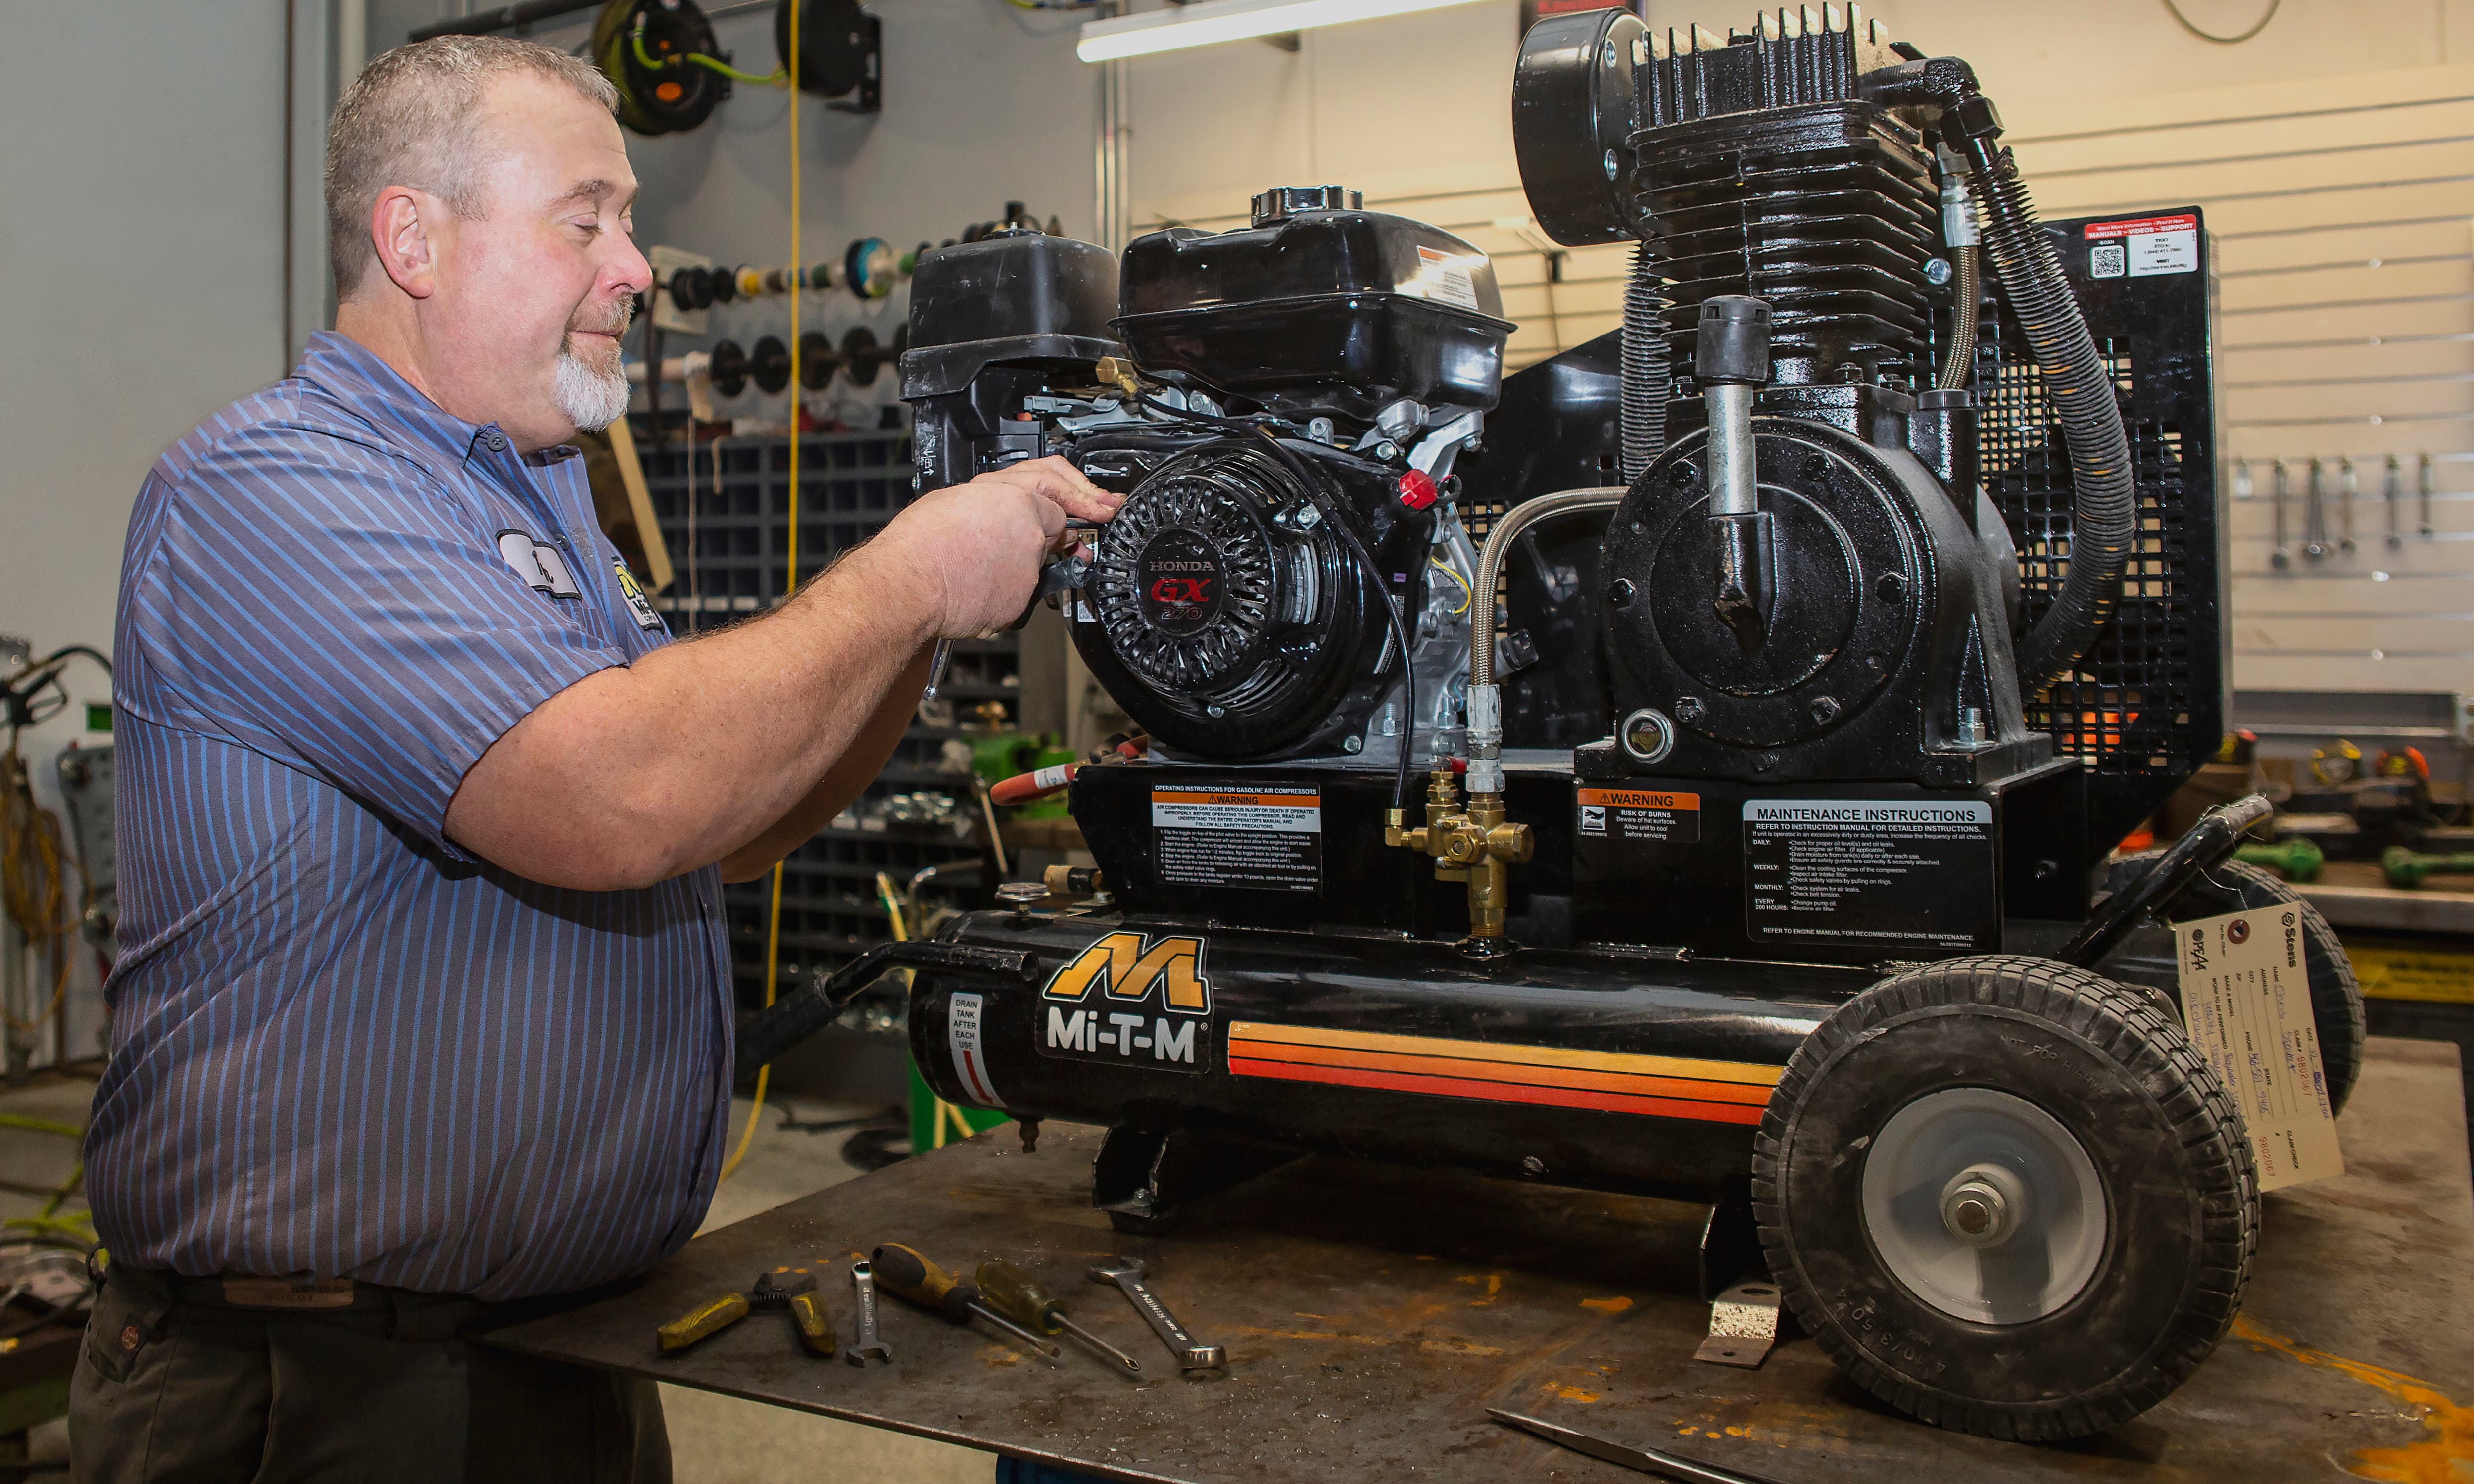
[1861,1088,2109,1324]
[1939,1161,2028,1247]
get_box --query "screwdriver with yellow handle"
[869,1243,1061,1358]
[976,1259,1145,1378]
[657,1267,836,1356]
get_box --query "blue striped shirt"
[89,331,733,1300]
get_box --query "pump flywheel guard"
[1073,441,1379,760]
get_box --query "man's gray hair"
[326,36,618,298]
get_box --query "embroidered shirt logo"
[613,559,665,631]
[497,530,583,599]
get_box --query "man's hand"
[877,456,1120,638]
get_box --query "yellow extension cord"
[720,3,800,1184]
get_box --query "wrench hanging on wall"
[2304,456,2329,561]
[2271,458,2292,569]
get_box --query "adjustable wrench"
[846,1260,893,1365]
[1089,1256,1223,1371]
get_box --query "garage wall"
[366,0,1098,429]
[1116,0,2474,696]
[0,1,298,1066]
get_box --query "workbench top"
[480,1038,2473,1482]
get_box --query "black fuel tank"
[1115,191,1513,420]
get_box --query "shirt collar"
[296,331,582,475]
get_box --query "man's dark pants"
[69,1265,669,1484]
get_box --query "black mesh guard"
[1973,208,2225,860]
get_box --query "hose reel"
[593,0,882,137]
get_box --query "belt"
[103,1264,499,1342]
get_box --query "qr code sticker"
[2090,242,2126,279]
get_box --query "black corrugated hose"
[1958,133,2135,695]
[1619,243,1670,484]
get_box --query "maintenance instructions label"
[1152,785,1321,893]
[1577,787,1702,845]
[1743,799,1996,950]
[2085,212,2198,279]
[2175,908,2344,1191]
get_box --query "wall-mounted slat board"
[2013,68,2474,693]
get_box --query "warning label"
[2084,212,2197,278]
[1153,786,1321,893]
[1743,800,1996,949]
[1414,245,1482,312]
[1577,787,1702,845]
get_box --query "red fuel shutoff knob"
[1396,469,1440,511]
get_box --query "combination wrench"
[1089,1256,1224,1372]
[846,1260,893,1365]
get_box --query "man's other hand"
[879,456,1121,639]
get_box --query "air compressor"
[744,4,2365,1445]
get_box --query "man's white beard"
[553,340,631,432]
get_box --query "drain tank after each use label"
[1742,799,1996,951]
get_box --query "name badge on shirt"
[497,530,583,600]
[614,559,666,632]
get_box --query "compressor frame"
[750,2,2367,1449]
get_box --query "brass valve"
[1386,764,1533,940]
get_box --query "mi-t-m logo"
[1038,931,1212,1073]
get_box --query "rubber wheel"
[1753,955,2258,1441]
[2099,852,2367,1115]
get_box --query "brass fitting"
[1094,356,1143,399]
[1385,765,1533,939]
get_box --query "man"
[70,35,1116,1483]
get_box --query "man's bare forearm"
[447,539,939,889]
[717,646,932,882]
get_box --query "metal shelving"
[637,425,1016,1003]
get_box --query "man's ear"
[369,187,440,300]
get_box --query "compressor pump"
[745,4,2368,1447]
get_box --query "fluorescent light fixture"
[1078,0,1492,63]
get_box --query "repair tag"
[2173,907,2343,1191]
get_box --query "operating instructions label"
[1743,799,1996,950]
[1153,785,1321,893]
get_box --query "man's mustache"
[567,298,635,337]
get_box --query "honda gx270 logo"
[1038,931,1212,1073]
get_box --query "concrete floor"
[0,1074,993,1484]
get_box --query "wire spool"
[837,324,908,386]
[707,337,797,396]
[798,331,839,389]
[594,0,728,137]
[776,0,874,96]
[667,266,712,312]
[845,238,899,299]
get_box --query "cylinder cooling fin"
[1071,442,1385,760]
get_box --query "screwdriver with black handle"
[976,1260,1145,1378]
[870,1244,1061,1358]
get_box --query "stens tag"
[2174,906,2343,1191]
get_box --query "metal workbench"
[480,1038,2472,1482]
